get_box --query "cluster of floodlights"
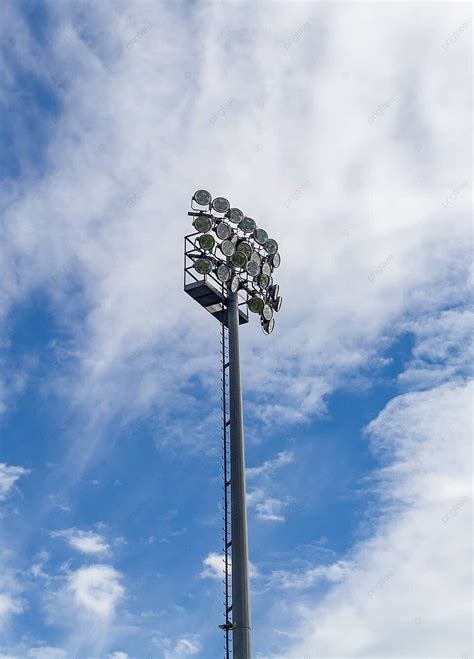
[189,189,282,334]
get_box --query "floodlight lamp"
[262,303,273,321]
[194,257,213,275]
[261,262,272,277]
[272,252,281,268]
[217,263,231,282]
[258,274,270,289]
[221,240,236,257]
[237,241,252,259]
[239,216,256,234]
[248,296,264,314]
[269,284,280,300]
[246,260,260,277]
[272,296,283,312]
[193,215,213,233]
[216,221,232,240]
[228,208,244,224]
[231,251,248,269]
[262,317,275,334]
[199,233,216,251]
[193,189,212,206]
[254,228,268,245]
[230,275,240,293]
[264,238,278,255]
[212,197,230,214]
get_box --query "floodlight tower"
[184,190,282,659]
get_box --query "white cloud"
[246,450,295,479]
[27,649,67,659]
[109,653,128,659]
[164,638,200,659]
[201,552,260,580]
[247,489,290,523]
[200,552,223,580]
[0,2,470,657]
[0,568,24,631]
[269,560,349,590]
[246,451,295,522]
[0,593,23,619]
[38,564,126,656]
[274,380,472,658]
[31,550,50,579]
[0,463,28,631]
[67,564,124,619]
[153,630,201,659]
[0,463,29,502]
[0,366,28,419]
[50,528,109,555]
[398,308,474,389]
[0,0,469,475]
[202,550,346,592]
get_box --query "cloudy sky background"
[0,1,471,657]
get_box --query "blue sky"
[0,2,472,658]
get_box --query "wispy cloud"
[247,451,295,522]
[152,632,201,659]
[201,552,260,581]
[199,552,223,580]
[274,380,472,657]
[247,488,290,522]
[0,463,30,501]
[67,565,124,619]
[0,592,23,618]
[268,560,349,590]
[50,528,110,555]
[27,648,67,659]
[0,1,470,656]
[246,450,295,479]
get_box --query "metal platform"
[184,233,249,328]
[184,279,248,327]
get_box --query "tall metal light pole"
[228,287,251,657]
[184,190,282,659]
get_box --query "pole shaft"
[228,289,252,659]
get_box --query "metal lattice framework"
[186,189,283,333]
